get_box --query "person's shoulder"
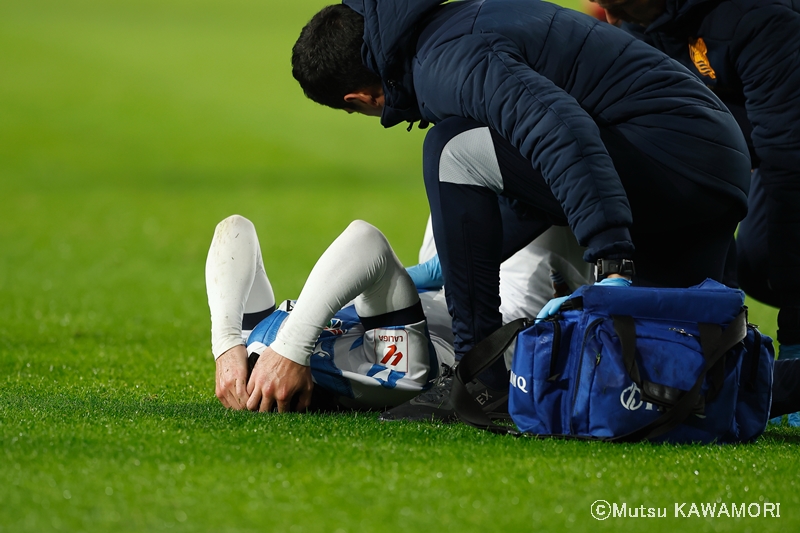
[709,0,799,19]
[725,0,800,39]
[692,0,799,43]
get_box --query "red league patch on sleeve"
[374,328,409,373]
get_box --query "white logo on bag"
[509,371,529,393]
[620,383,655,411]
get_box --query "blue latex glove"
[406,254,444,291]
[595,277,633,288]
[536,276,632,323]
[535,295,570,323]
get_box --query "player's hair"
[291,5,382,110]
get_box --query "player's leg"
[381,118,556,422]
[269,220,422,362]
[770,359,800,420]
[422,117,561,361]
[245,220,445,411]
[739,169,800,426]
[308,221,446,409]
[206,215,276,409]
[206,214,276,358]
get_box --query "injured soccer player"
[206,214,593,416]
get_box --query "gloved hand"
[406,254,444,291]
[535,295,570,323]
[535,276,632,322]
[595,277,632,288]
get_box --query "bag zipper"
[569,317,605,435]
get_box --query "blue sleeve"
[414,33,633,261]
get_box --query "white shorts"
[246,299,450,409]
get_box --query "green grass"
[0,1,796,532]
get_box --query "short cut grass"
[1,1,796,532]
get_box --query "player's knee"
[343,220,390,252]
[423,117,485,185]
[423,117,503,194]
[215,214,254,238]
[423,117,477,157]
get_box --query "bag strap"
[609,309,747,443]
[745,325,762,390]
[452,310,747,443]
[450,318,528,435]
[613,316,705,413]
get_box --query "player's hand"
[215,345,250,410]
[246,346,314,413]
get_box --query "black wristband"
[596,258,635,280]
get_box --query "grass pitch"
[0,1,796,532]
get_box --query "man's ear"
[343,91,377,107]
[343,85,384,107]
[342,86,385,116]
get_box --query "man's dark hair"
[292,5,382,109]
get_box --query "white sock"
[205,215,275,359]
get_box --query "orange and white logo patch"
[374,329,409,373]
[689,37,716,80]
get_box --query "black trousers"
[770,359,800,418]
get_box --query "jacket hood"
[343,0,445,127]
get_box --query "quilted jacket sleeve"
[734,5,800,293]
[415,33,634,262]
[735,6,800,179]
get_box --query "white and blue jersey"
[246,292,455,409]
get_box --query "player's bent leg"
[306,222,440,409]
[342,220,421,318]
[246,221,446,411]
[206,214,276,359]
[423,118,506,358]
[207,215,278,410]
[381,120,530,423]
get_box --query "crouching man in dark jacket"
[592,0,800,424]
[290,0,752,421]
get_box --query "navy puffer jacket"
[344,0,751,261]
[625,0,800,172]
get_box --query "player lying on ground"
[206,214,591,414]
[207,214,458,412]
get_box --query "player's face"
[593,0,666,27]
